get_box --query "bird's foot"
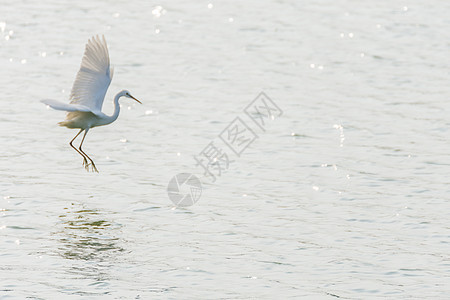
[82,160,98,173]
[90,162,99,173]
[82,158,89,170]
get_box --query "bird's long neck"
[106,93,122,124]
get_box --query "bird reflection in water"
[57,204,123,262]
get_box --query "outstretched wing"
[41,99,92,112]
[69,35,113,115]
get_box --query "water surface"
[1,0,449,298]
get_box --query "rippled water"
[1,0,450,298]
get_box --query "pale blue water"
[1,0,450,298]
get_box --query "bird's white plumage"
[69,35,113,115]
[41,35,141,172]
[41,99,92,112]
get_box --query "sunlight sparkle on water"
[152,6,166,18]
[333,124,345,147]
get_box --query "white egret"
[42,35,141,172]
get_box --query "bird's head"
[120,90,142,104]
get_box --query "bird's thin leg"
[70,129,89,168]
[78,129,98,173]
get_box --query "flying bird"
[42,35,141,172]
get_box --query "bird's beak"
[130,95,142,104]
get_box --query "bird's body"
[59,111,110,128]
[42,35,141,172]
[57,91,122,129]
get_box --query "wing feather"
[69,35,113,114]
[41,99,92,112]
